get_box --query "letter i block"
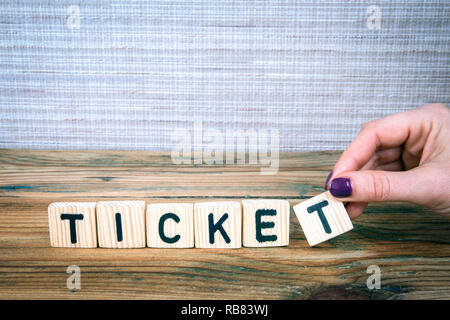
[293,191,353,246]
[96,201,146,248]
[48,202,97,248]
[146,203,194,248]
[194,202,242,248]
[242,199,290,247]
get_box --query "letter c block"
[146,203,194,248]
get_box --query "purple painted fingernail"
[324,171,333,189]
[329,177,352,197]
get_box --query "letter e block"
[293,191,353,246]
[194,202,242,248]
[48,202,97,248]
[96,201,146,248]
[242,199,290,247]
[146,203,194,248]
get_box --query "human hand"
[325,103,450,219]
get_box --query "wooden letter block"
[194,202,242,248]
[242,199,290,247]
[293,191,353,246]
[48,202,97,248]
[146,203,194,248]
[96,201,146,248]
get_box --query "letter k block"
[293,191,353,246]
[194,202,242,248]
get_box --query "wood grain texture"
[294,191,353,246]
[0,149,449,299]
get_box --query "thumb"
[328,168,432,204]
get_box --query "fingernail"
[324,171,333,189]
[329,177,352,197]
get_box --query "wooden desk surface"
[0,149,449,300]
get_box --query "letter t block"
[293,191,353,246]
[242,199,290,247]
[48,202,97,248]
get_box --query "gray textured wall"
[1,1,449,151]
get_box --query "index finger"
[331,107,424,178]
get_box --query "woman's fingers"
[325,147,404,189]
[345,202,368,219]
[323,104,450,218]
[360,147,404,170]
[331,113,412,176]
[328,105,446,184]
[375,160,404,172]
[328,167,433,204]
